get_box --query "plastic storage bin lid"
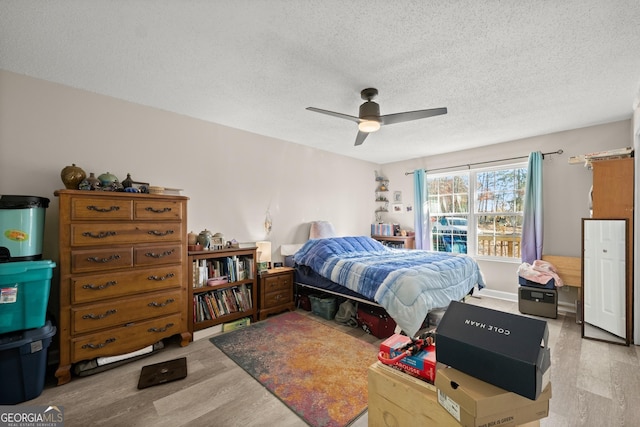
[0,320,56,350]
[0,195,50,209]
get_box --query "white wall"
[1,69,634,315]
[378,120,633,307]
[0,70,377,266]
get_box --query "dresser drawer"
[71,265,183,304]
[72,290,183,334]
[263,274,293,293]
[71,222,183,246]
[134,244,183,267]
[71,197,133,220]
[72,313,182,361]
[134,200,183,221]
[71,247,134,273]
[263,289,293,309]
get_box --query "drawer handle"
[148,298,175,308]
[82,309,117,320]
[145,207,172,213]
[87,254,121,263]
[148,230,175,237]
[82,231,117,239]
[82,280,117,290]
[82,338,116,349]
[145,249,175,258]
[148,323,174,333]
[148,273,175,281]
[87,205,120,213]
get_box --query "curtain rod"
[404,149,563,175]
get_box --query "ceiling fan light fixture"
[358,120,381,133]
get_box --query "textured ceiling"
[2,1,640,164]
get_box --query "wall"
[1,70,634,315]
[0,70,377,267]
[379,120,633,308]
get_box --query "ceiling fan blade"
[306,107,360,123]
[354,131,369,146]
[380,107,447,126]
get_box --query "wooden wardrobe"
[590,157,634,341]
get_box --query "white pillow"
[309,221,336,239]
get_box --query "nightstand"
[259,267,296,320]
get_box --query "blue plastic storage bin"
[0,260,55,334]
[0,320,56,404]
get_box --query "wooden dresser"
[258,267,295,320]
[590,158,634,340]
[54,190,191,385]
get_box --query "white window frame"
[427,161,528,261]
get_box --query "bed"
[289,235,485,337]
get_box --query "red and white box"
[379,334,437,383]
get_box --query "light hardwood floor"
[24,295,640,426]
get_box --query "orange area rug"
[211,311,377,427]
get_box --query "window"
[427,163,527,259]
[428,174,469,254]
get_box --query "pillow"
[309,221,336,239]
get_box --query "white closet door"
[583,219,626,338]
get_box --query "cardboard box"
[436,300,550,400]
[435,367,551,427]
[368,362,460,427]
[368,362,541,427]
[379,334,436,382]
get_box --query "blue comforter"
[293,236,485,336]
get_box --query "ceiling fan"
[306,88,447,146]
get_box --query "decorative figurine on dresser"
[54,189,191,385]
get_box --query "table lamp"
[256,241,272,273]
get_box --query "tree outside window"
[427,164,527,259]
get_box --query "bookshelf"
[188,246,258,335]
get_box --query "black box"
[519,286,558,319]
[436,300,550,400]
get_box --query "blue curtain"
[413,169,431,250]
[521,151,543,263]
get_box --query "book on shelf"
[193,255,255,286]
[214,290,227,316]
[204,295,216,319]
[209,294,221,318]
[232,286,245,311]
[223,288,238,313]
[199,297,211,321]
[241,283,252,309]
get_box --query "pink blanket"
[517,260,564,287]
